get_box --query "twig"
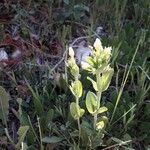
[70,35,93,47]
[138,65,150,81]
[70,33,100,48]
[102,140,132,150]
[50,51,67,73]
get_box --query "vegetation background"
[0,0,149,149]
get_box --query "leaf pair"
[70,102,85,120]
[86,91,108,115]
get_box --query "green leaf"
[67,55,79,79]
[16,126,29,150]
[17,98,23,121]
[85,56,94,66]
[97,68,114,92]
[0,86,9,125]
[79,108,85,118]
[123,133,132,141]
[42,136,64,143]
[70,102,79,120]
[70,102,84,119]
[71,64,80,79]
[74,4,89,12]
[81,120,93,136]
[97,107,108,114]
[46,109,54,125]
[87,77,98,91]
[70,80,82,98]
[96,121,104,131]
[97,116,108,125]
[111,137,124,144]
[86,91,98,114]
[26,81,43,117]
[81,120,93,144]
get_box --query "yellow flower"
[69,47,75,57]
[93,38,103,52]
[104,47,112,55]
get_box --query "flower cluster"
[81,38,112,74]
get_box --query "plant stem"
[5,128,14,144]
[97,91,101,110]
[77,118,81,139]
[28,115,40,145]
[76,98,81,140]
[93,113,97,129]
[37,117,44,150]
[94,73,102,129]
[94,91,101,129]
[102,140,132,150]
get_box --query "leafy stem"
[93,73,102,129]
[76,97,81,139]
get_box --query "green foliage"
[67,47,80,80]
[70,80,83,98]
[81,38,114,134]
[42,136,64,143]
[86,91,97,114]
[46,109,54,125]
[87,77,98,91]
[0,0,149,149]
[97,106,108,114]
[56,0,89,23]
[0,86,9,125]
[96,120,104,131]
[26,81,44,117]
[70,102,85,120]
[97,67,114,92]
[16,126,29,150]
